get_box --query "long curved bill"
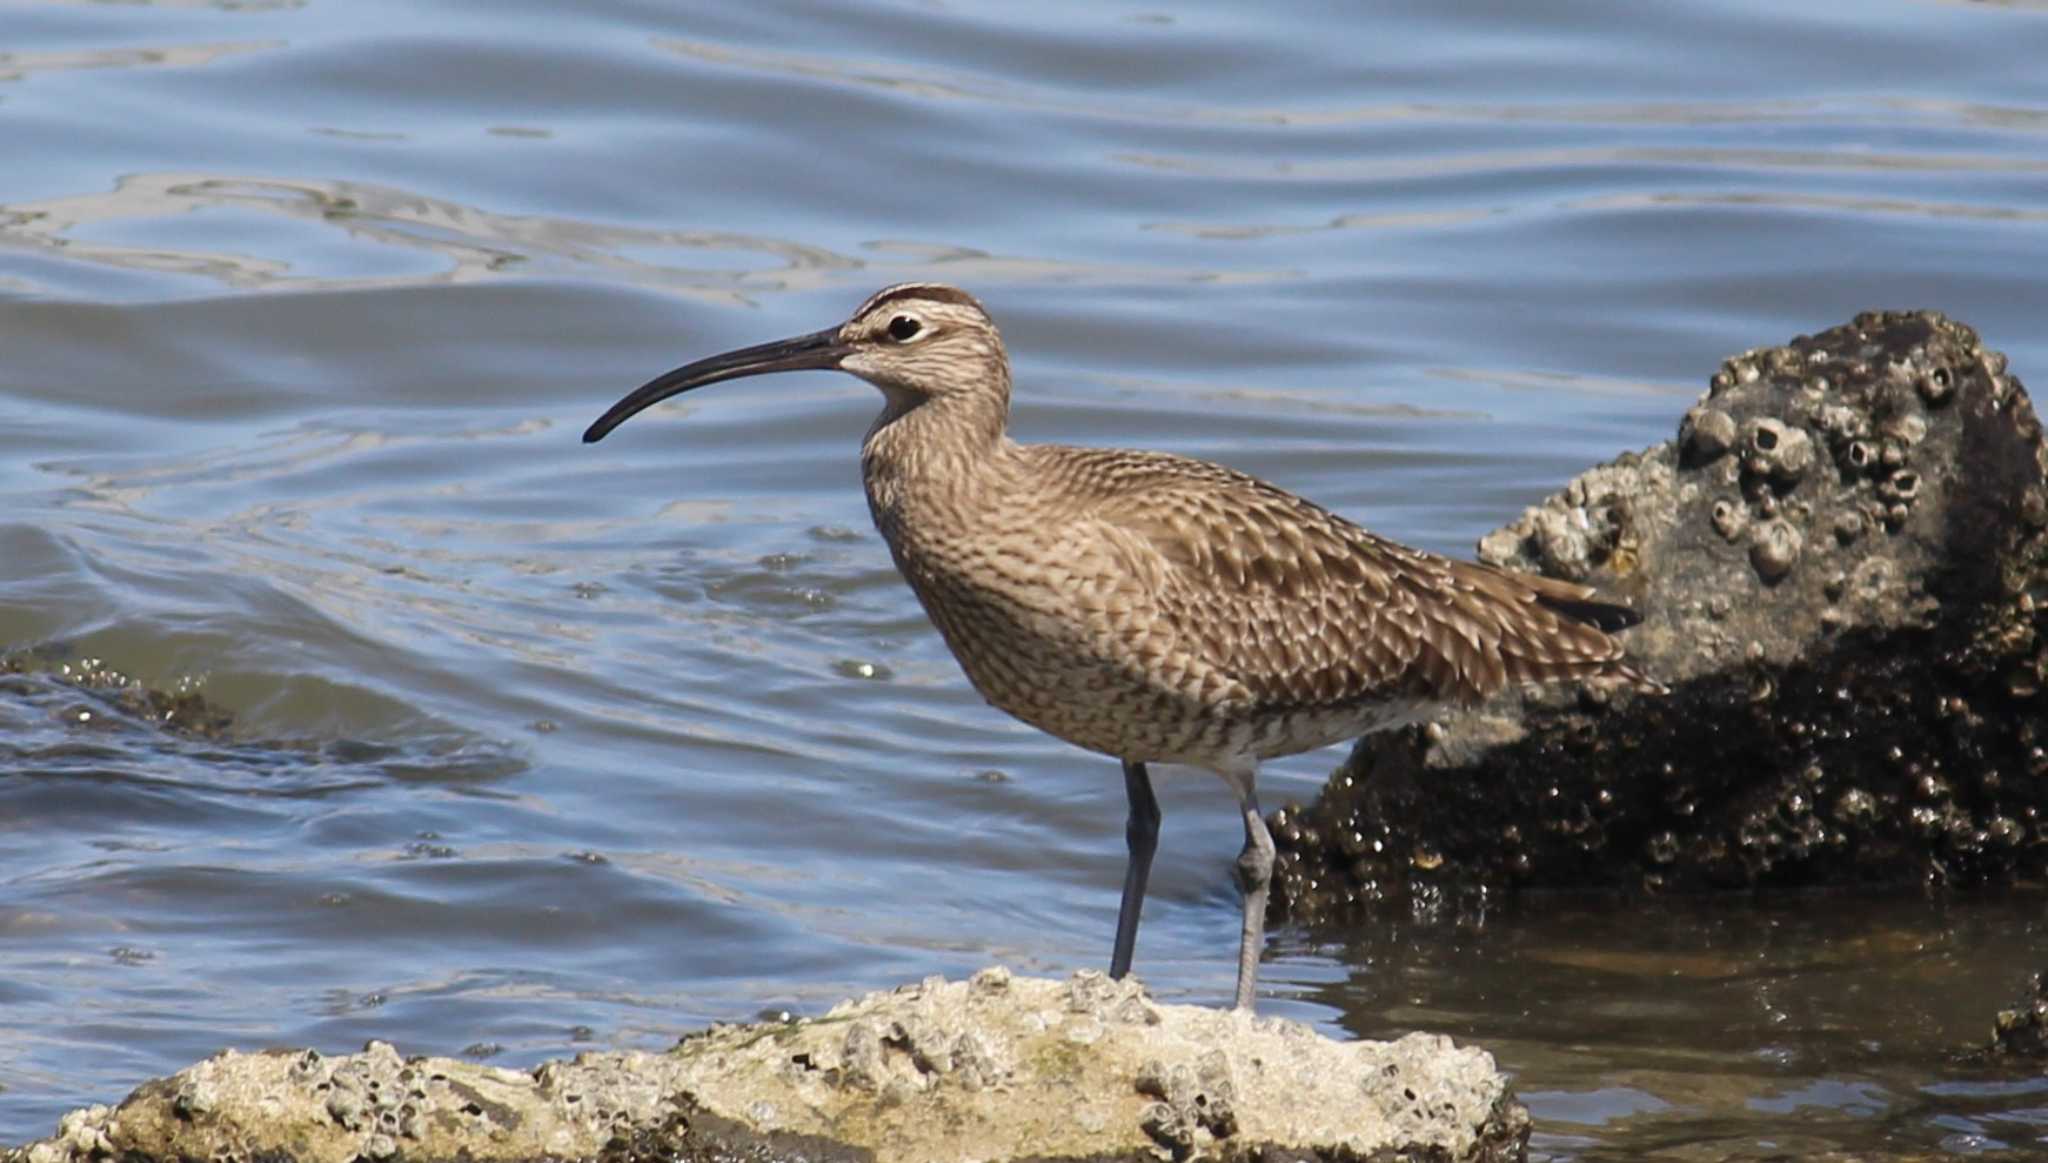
[582,327,848,443]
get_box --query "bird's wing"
[1038,446,1637,714]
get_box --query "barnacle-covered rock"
[1681,405,1737,462]
[1280,310,2048,920]
[1748,518,1802,583]
[1743,417,1813,485]
[5,971,1528,1163]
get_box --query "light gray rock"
[6,969,1528,1163]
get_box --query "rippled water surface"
[4,0,2046,1155]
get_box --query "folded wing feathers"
[1080,450,1651,712]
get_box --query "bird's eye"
[886,315,922,342]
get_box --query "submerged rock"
[1987,970,2048,1061]
[0,643,234,739]
[4,970,1528,1163]
[1272,310,2048,921]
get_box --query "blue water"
[3,0,2046,1155]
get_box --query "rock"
[0,643,235,739]
[1273,310,2048,921]
[3,970,1529,1163]
[1987,971,2048,1060]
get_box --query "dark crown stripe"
[856,282,985,317]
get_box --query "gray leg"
[1232,790,1275,1011]
[1109,760,1159,980]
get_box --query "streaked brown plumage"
[585,282,1654,1011]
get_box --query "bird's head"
[583,282,1007,444]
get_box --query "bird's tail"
[1534,592,1641,633]
[1519,574,1666,694]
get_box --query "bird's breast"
[863,489,1252,762]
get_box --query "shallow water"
[3,0,2046,1155]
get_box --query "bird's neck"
[860,385,1014,535]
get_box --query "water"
[2,0,2045,1155]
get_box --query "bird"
[584,283,1654,1011]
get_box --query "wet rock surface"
[1,643,235,740]
[1986,970,2048,1061]
[1273,310,2048,921]
[4,969,1529,1163]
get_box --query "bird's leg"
[1232,788,1275,1011]
[1110,760,1159,980]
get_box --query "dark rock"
[1988,971,2048,1060]
[0,643,235,739]
[1272,310,2048,922]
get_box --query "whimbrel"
[585,283,1653,1011]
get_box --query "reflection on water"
[0,40,279,82]
[22,0,306,11]
[1301,893,2048,1160]
[0,174,1293,300]
[0,174,850,299]
[1114,144,2048,187]
[1581,188,2048,223]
